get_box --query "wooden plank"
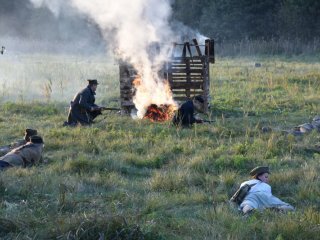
[170,64,203,68]
[170,69,204,74]
[170,57,204,61]
[171,79,204,82]
[170,82,203,88]
[193,38,202,56]
[172,90,204,94]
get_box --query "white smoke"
[29,0,178,118]
[30,0,67,17]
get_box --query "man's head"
[24,129,38,142]
[30,135,44,144]
[87,79,99,92]
[250,166,270,183]
[192,95,205,113]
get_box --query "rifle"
[100,107,121,111]
[202,119,215,124]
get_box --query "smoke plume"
[30,0,178,117]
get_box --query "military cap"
[24,129,38,142]
[87,79,99,85]
[25,129,37,136]
[250,166,270,176]
[30,135,44,144]
[193,95,204,103]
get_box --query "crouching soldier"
[0,135,44,170]
[172,96,205,127]
[0,129,37,157]
[64,79,102,126]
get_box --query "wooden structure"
[119,62,138,114]
[119,38,215,114]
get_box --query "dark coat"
[172,100,197,126]
[67,86,101,125]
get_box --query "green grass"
[0,55,320,239]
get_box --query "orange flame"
[143,104,176,122]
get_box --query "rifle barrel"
[101,107,121,111]
[203,119,215,123]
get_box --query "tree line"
[172,0,320,42]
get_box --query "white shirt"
[239,179,294,210]
[240,179,272,196]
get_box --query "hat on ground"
[87,79,99,85]
[30,135,44,144]
[24,129,38,141]
[250,166,270,176]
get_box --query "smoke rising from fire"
[30,0,178,117]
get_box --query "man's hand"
[90,106,102,112]
[195,119,204,124]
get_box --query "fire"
[143,104,176,122]
[132,73,177,120]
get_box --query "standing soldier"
[64,79,103,126]
[0,135,45,170]
[0,129,38,157]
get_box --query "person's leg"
[242,204,254,214]
[277,204,295,211]
[0,160,12,170]
[89,110,102,121]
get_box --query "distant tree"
[199,0,279,40]
[277,0,320,40]
[172,0,320,42]
[171,0,210,29]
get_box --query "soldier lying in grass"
[291,115,320,135]
[231,166,294,214]
[262,115,320,136]
[0,135,44,170]
[0,129,37,157]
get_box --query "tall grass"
[0,55,320,239]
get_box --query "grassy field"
[0,55,320,239]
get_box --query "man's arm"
[79,90,94,111]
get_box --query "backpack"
[230,183,257,205]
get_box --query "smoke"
[29,0,178,117]
[28,0,67,17]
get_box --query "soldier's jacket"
[0,142,44,167]
[67,85,100,125]
[172,100,197,126]
[0,139,26,157]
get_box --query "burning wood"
[143,104,176,122]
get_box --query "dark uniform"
[0,135,44,170]
[66,84,101,126]
[173,100,200,127]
